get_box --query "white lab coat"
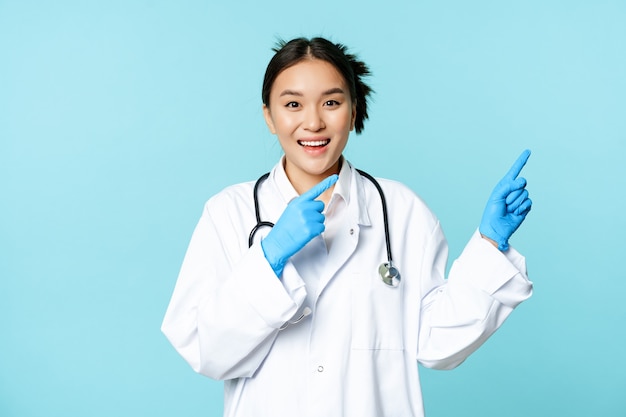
[162,159,532,417]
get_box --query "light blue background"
[1,0,625,416]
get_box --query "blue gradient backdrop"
[1,1,625,416]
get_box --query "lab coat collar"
[270,156,372,227]
[272,157,299,205]
[349,162,372,227]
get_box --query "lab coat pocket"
[351,271,405,350]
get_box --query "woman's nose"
[304,108,325,131]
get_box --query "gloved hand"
[261,175,338,277]
[479,150,532,251]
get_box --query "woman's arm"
[416,225,532,370]
[161,203,307,380]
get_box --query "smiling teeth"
[299,140,329,147]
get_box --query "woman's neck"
[284,157,342,205]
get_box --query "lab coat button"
[349,228,354,235]
[317,365,324,372]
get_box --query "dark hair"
[262,37,373,134]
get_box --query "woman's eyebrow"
[279,89,302,97]
[322,87,346,96]
[278,87,347,97]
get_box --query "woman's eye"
[285,102,300,108]
[325,100,340,107]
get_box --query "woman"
[162,37,533,417]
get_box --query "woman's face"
[263,58,356,191]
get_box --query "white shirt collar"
[271,156,351,206]
[270,156,370,226]
[329,157,351,208]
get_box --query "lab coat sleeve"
[416,226,532,370]
[161,202,307,380]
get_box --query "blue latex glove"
[479,150,533,251]
[261,175,338,277]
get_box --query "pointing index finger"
[300,174,339,201]
[505,149,531,180]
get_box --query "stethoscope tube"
[356,169,393,265]
[356,169,401,287]
[248,172,275,248]
[248,169,401,287]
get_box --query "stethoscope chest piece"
[379,261,401,287]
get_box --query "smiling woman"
[161,36,534,417]
[262,59,356,199]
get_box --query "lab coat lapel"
[316,167,372,297]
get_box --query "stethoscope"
[248,169,401,287]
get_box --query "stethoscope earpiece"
[379,262,401,287]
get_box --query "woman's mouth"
[298,139,330,147]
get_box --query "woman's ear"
[263,104,276,134]
[350,101,357,131]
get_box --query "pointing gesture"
[479,150,533,251]
[261,175,338,277]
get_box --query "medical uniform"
[162,158,532,417]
